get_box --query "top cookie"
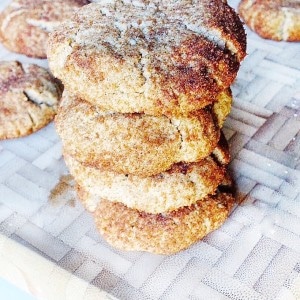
[0,0,90,58]
[0,61,62,139]
[238,0,300,41]
[48,0,246,117]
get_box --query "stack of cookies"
[47,0,246,254]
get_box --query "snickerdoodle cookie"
[238,0,300,41]
[0,61,62,139]
[56,91,231,176]
[0,0,89,58]
[48,0,246,117]
[77,178,235,255]
[64,137,229,214]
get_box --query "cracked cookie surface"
[0,0,89,58]
[0,61,62,139]
[56,91,231,176]
[48,0,246,117]
[238,0,300,41]
[77,178,236,254]
[64,137,229,214]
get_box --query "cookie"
[48,1,246,117]
[0,61,62,139]
[77,180,235,255]
[64,137,229,214]
[238,0,300,41]
[213,88,232,128]
[56,91,231,176]
[0,0,89,58]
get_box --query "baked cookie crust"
[64,140,229,213]
[77,181,236,255]
[0,0,89,58]
[0,61,62,139]
[48,0,246,117]
[238,0,300,41]
[56,91,231,176]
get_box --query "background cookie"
[56,91,232,176]
[0,61,62,139]
[238,0,300,41]
[64,142,229,213]
[48,0,246,117]
[78,181,236,255]
[0,0,89,58]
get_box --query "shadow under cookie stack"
[48,0,246,255]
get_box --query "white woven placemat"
[0,0,299,299]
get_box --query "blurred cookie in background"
[238,0,300,41]
[0,0,90,58]
[0,61,62,139]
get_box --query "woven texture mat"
[0,0,300,299]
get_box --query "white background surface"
[0,278,35,300]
